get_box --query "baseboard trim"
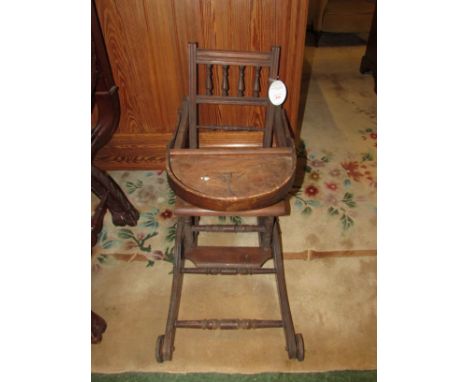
[93,133,172,171]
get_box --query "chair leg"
[258,216,273,249]
[193,216,200,246]
[156,217,185,362]
[183,216,195,250]
[272,218,305,361]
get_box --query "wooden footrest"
[175,319,283,330]
[185,246,272,268]
[182,267,276,275]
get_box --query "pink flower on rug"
[341,161,364,182]
[325,182,338,191]
[324,194,339,206]
[329,169,341,177]
[305,185,319,197]
[160,209,173,219]
[370,132,377,140]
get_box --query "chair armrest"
[169,99,189,149]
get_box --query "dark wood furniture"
[308,0,376,46]
[91,0,139,344]
[360,5,377,91]
[156,43,304,362]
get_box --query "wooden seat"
[157,43,304,363]
[168,147,295,211]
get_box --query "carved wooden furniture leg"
[91,192,108,247]
[272,218,304,361]
[91,0,140,345]
[92,165,139,226]
[91,310,108,344]
[156,217,185,362]
[91,193,110,345]
[91,169,138,346]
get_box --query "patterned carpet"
[92,46,376,374]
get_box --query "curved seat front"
[166,147,296,211]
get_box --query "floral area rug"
[92,46,377,270]
[282,46,377,255]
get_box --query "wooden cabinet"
[94,0,309,170]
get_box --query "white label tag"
[268,80,287,106]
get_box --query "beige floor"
[92,256,376,373]
[92,45,377,373]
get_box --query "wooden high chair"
[156,43,304,362]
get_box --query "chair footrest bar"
[182,267,276,275]
[175,319,283,329]
[192,224,265,233]
[184,246,272,268]
[196,125,263,132]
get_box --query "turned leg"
[183,216,195,250]
[193,216,200,246]
[272,218,304,361]
[156,217,185,362]
[258,217,274,250]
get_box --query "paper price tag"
[268,80,287,106]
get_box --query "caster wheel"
[155,335,165,363]
[295,333,305,361]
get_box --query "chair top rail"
[196,49,274,67]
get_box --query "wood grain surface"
[168,148,295,210]
[94,0,309,170]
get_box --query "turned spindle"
[238,66,245,96]
[253,66,261,97]
[205,64,213,95]
[222,65,229,96]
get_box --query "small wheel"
[155,335,165,363]
[295,333,305,361]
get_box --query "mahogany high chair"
[156,43,304,362]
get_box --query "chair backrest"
[187,43,280,149]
